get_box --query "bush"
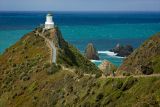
[96,93,104,102]
[22,75,30,81]
[113,80,123,89]
[47,63,61,75]
[121,76,137,91]
[20,72,30,81]
[12,63,17,67]
[122,71,130,76]
[141,66,153,75]
[111,90,122,101]
[95,73,102,78]
[43,62,51,69]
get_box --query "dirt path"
[35,30,57,64]
[35,30,160,79]
[103,73,160,79]
[61,65,160,79]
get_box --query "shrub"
[24,55,28,59]
[95,73,102,78]
[22,75,30,81]
[111,90,122,101]
[141,66,153,75]
[43,62,51,69]
[20,50,25,54]
[47,63,61,75]
[20,72,30,81]
[96,93,104,102]
[121,76,137,91]
[122,71,130,76]
[113,80,123,89]
[5,48,9,52]
[12,49,15,53]
[12,63,17,67]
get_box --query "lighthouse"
[45,13,54,29]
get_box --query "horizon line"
[0,10,160,13]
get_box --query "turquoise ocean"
[0,11,160,66]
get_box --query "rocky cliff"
[117,33,160,75]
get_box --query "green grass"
[1,27,160,107]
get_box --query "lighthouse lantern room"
[45,13,54,29]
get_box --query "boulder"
[85,43,99,60]
[110,44,133,57]
[98,60,117,76]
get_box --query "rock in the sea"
[85,43,99,60]
[98,60,117,76]
[110,43,133,57]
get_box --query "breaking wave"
[98,51,125,58]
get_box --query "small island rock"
[110,44,133,57]
[85,43,99,60]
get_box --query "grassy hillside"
[117,33,160,75]
[1,69,160,107]
[0,27,101,107]
[1,27,160,107]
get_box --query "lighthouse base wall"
[45,24,54,29]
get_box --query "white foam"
[98,50,125,59]
[90,60,102,63]
[98,51,117,56]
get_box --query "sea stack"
[110,44,133,57]
[85,43,99,60]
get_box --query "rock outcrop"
[117,33,160,75]
[98,60,117,76]
[110,44,133,57]
[85,43,99,60]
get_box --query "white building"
[45,13,54,29]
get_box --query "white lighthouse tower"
[45,13,54,29]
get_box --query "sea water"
[0,11,160,66]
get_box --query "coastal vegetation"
[0,27,160,107]
[117,32,160,75]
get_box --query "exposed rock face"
[98,60,117,76]
[85,43,99,60]
[110,44,133,57]
[117,33,160,75]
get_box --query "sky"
[0,0,160,12]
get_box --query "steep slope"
[1,27,160,107]
[117,33,160,75]
[0,27,101,107]
[35,27,101,74]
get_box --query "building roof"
[47,13,52,16]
